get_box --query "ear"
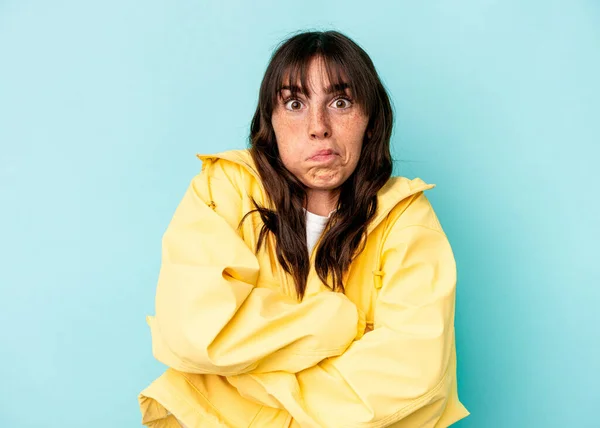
[367,130,372,139]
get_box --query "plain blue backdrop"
[1,1,598,427]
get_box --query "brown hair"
[242,30,393,300]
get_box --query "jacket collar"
[196,149,435,234]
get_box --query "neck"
[305,188,339,216]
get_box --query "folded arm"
[227,193,463,427]
[149,159,363,376]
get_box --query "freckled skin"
[271,57,371,215]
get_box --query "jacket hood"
[196,149,436,234]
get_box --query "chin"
[302,169,350,189]
[308,178,345,190]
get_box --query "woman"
[139,30,470,427]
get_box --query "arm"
[227,193,467,427]
[148,159,364,376]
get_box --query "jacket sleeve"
[147,158,364,376]
[227,192,463,427]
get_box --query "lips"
[308,149,337,160]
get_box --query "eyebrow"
[279,82,351,96]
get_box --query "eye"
[284,98,304,111]
[331,96,353,109]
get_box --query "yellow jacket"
[139,149,470,427]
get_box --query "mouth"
[308,149,338,162]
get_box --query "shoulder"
[196,149,255,175]
[389,191,444,234]
[379,183,455,270]
[375,176,451,261]
[376,176,443,234]
[195,149,261,191]
[191,149,271,215]
[191,149,252,191]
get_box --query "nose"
[308,105,331,139]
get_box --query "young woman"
[139,30,470,427]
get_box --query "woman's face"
[271,56,370,192]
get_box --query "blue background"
[1,1,598,427]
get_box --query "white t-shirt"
[304,207,334,255]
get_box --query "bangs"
[269,53,371,112]
[256,30,387,127]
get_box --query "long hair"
[241,30,393,300]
